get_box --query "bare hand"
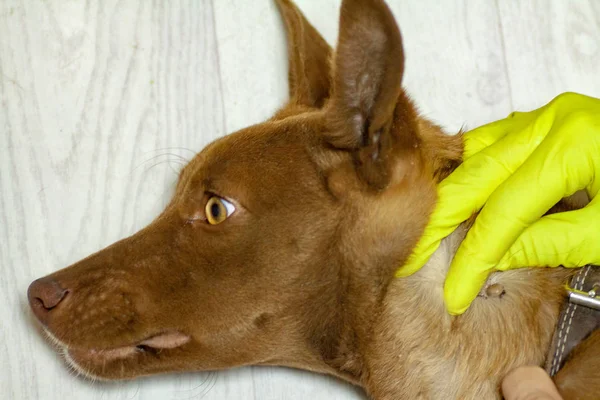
[502,366,563,400]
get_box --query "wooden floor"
[1,1,599,399]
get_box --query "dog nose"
[27,277,69,325]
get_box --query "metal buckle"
[565,282,600,311]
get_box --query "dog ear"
[275,0,333,109]
[326,0,418,190]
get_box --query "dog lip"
[67,331,191,363]
[137,331,190,349]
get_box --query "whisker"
[152,152,189,162]
[131,153,190,174]
[145,146,197,156]
[127,383,141,400]
[174,372,215,396]
[198,372,218,399]
[166,160,186,175]
[139,159,186,176]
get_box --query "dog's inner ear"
[326,0,419,190]
[274,0,333,114]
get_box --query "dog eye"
[205,196,235,225]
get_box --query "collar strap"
[545,265,600,376]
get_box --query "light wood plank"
[1,0,225,398]
[498,0,600,110]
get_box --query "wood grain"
[1,1,598,399]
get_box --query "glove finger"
[453,111,599,271]
[444,202,599,315]
[496,195,600,270]
[445,117,599,314]
[463,111,530,158]
[444,260,493,315]
[397,116,546,277]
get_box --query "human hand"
[502,366,563,400]
[396,92,600,314]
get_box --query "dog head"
[28,0,461,381]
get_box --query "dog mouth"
[55,331,191,378]
[68,331,190,360]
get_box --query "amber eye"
[205,196,235,225]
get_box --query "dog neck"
[299,226,467,390]
[279,114,466,388]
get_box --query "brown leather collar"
[545,265,600,376]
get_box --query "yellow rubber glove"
[396,92,600,315]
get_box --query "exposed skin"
[27,0,598,398]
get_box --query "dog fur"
[27,0,599,398]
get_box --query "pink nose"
[27,277,69,325]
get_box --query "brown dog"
[27,0,599,398]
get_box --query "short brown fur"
[28,0,598,398]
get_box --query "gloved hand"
[396,92,600,315]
